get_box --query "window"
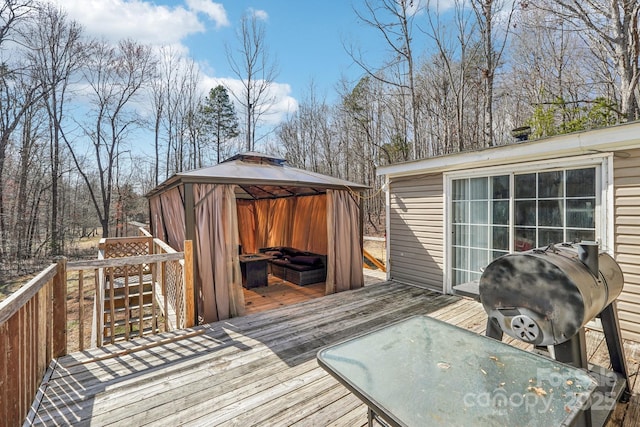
[450,166,598,287]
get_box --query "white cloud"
[249,8,269,21]
[186,0,229,28]
[48,1,297,130]
[49,0,227,45]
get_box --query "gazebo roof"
[146,152,369,199]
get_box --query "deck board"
[28,279,640,426]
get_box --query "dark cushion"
[284,263,319,272]
[270,258,290,267]
[261,246,284,252]
[264,250,283,258]
[280,247,305,257]
[288,255,323,266]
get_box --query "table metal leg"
[368,407,390,427]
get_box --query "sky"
[50,0,391,127]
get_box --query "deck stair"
[102,276,158,342]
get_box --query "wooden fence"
[0,263,65,426]
[0,238,194,425]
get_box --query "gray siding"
[389,173,444,291]
[614,148,640,341]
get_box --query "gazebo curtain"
[194,184,244,323]
[237,195,327,255]
[326,189,364,293]
[149,195,165,242]
[149,186,185,251]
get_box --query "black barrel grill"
[479,242,631,426]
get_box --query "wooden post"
[79,271,84,351]
[183,240,195,328]
[52,257,67,358]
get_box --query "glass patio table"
[317,315,597,427]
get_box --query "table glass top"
[317,315,597,427]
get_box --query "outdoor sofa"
[259,246,327,286]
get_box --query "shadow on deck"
[28,279,640,426]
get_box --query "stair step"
[103,293,153,310]
[103,314,156,329]
[103,304,154,322]
[106,302,154,313]
[105,285,153,298]
[103,326,160,342]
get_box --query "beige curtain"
[236,200,257,253]
[159,186,185,251]
[194,184,244,322]
[326,189,364,293]
[291,195,327,253]
[149,195,166,243]
[264,198,293,247]
[236,195,328,255]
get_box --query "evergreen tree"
[200,85,240,163]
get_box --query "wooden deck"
[28,280,640,426]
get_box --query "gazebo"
[146,152,369,323]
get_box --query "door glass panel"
[453,269,468,285]
[567,199,595,228]
[515,173,535,198]
[470,249,489,271]
[567,168,595,197]
[453,179,467,200]
[538,171,564,198]
[453,246,468,269]
[515,200,536,226]
[491,175,509,199]
[453,201,468,223]
[470,201,488,224]
[470,177,488,199]
[538,200,563,227]
[514,228,535,252]
[453,224,468,246]
[567,229,596,242]
[470,225,488,248]
[538,228,564,247]
[492,201,509,225]
[492,226,509,250]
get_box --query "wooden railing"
[0,237,194,425]
[0,262,66,427]
[151,238,193,331]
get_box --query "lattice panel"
[165,260,185,329]
[104,240,151,277]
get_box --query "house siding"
[614,148,640,342]
[389,173,444,291]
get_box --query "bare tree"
[25,3,84,255]
[504,4,596,137]
[66,39,155,238]
[349,0,422,158]
[226,12,279,152]
[0,0,32,51]
[149,51,164,186]
[153,47,201,176]
[422,0,481,152]
[534,0,640,121]
[470,0,517,147]
[12,99,47,263]
[0,0,38,259]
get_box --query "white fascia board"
[377,122,640,178]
